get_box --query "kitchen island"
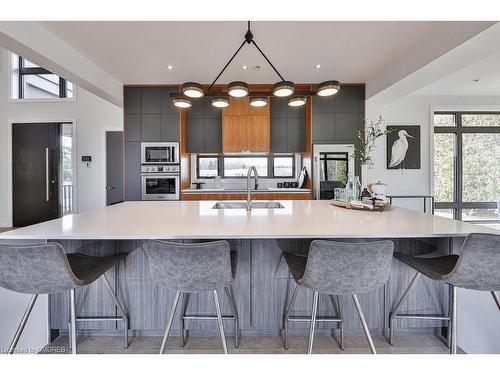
[1,200,497,340]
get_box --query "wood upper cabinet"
[222,97,270,152]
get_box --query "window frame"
[433,111,500,223]
[195,154,296,180]
[15,56,74,100]
[196,155,219,179]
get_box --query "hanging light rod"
[171,21,340,108]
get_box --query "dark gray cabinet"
[125,141,141,201]
[124,114,141,142]
[141,88,161,113]
[124,86,180,143]
[124,88,141,114]
[161,114,179,141]
[123,86,181,202]
[141,114,161,141]
[312,84,365,176]
[312,84,365,144]
[185,98,222,153]
[270,98,306,153]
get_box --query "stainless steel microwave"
[141,142,179,164]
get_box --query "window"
[195,154,297,179]
[433,112,500,222]
[223,156,268,177]
[197,156,219,178]
[319,152,349,185]
[273,156,294,177]
[12,55,74,99]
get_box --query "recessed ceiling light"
[167,65,173,70]
[315,64,321,69]
[242,65,248,70]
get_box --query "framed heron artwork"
[386,125,420,169]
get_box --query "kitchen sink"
[212,201,285,209]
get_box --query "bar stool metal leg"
[179,292,190,347]
[283,284,300,350]
[160,291,181,354]
[69,289,77,354]
[334,295,344,350]
[492,291,500,311]
[67,291,72,351]
[450,286,457,354]
[352,294,376,354]
[307,291,319,354]
[101,274,129,349]
[7,294,38,354]
[224,287,239,348]
[389,272,421,345]
[213,290,228,354]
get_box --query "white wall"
[0,47,123,227]
[365,94,500,196]
[366,94,500,353]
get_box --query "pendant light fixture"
[173,97,192,108]
[288,97,306,107]
[273,81,295,97]
[172,21,340,109]
[317,80,340,97]
[211,97,230,108]
[228,81,249,97]
[250,97,268,107]
[182,82,204,98]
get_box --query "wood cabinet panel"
[248,116,270,152]
[222,116,248,152]
[222,97,270,116]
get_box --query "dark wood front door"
[12,123,61,227]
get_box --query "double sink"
[212,201,285,210]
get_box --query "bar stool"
[145,240,239,354]
[282,240,394,354]
[390,233,500,354]
[0,242,129,354]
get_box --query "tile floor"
[43,334,453,354]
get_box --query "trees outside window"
[433,112,500,222]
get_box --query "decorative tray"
[329,200,391,212]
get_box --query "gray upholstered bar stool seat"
[390,233,500,354]
[145,240,239,354]
[282,240,394,354]
[0,243,129,354]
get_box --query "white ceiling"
[412,51,500,96]
[40,21,451,85]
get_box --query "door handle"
[45,148,50,202]
[106,186,115,190]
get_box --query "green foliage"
[352,115,396,168]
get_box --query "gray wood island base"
[48,237,454,340]
[1,201,496,344]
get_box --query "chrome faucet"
[246,166,259,211]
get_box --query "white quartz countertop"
[0,201,497,240]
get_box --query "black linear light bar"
[172,21,340,109]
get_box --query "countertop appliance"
[141,164,180,200]
[313,144,355,200]
[141,142,179,164]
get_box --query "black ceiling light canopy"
[172,21,340,109]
